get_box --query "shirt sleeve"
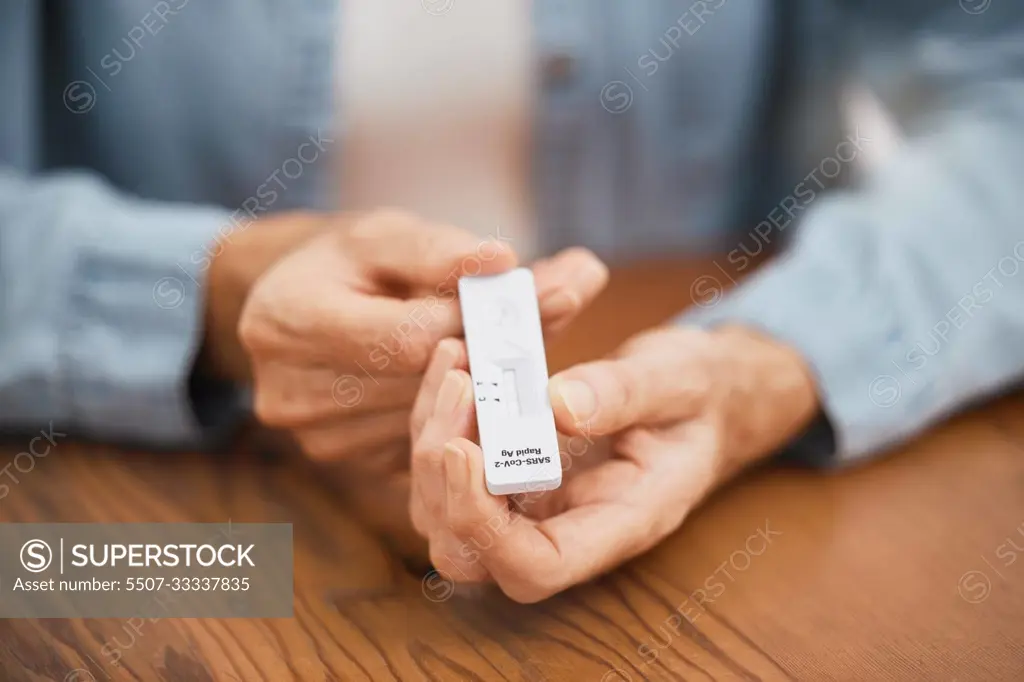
[0,168,246,449]
[683,21,1024,465]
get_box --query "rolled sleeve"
[0,170,245,449]
[684,111,1024,466]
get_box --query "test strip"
[459,268,562,495]
[502,369,520,416]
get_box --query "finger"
[410,370,488,581]
[547,352,707,437]
[554,430,613,482]
[559,457,650,509]
[253,363,421,428]
[410,339,468,444]
[441,437,657,603]
[343,439,410,477]
[253,285,462,375]
[410,483,432,536]
[411,370,476,526]
[330,292,463,374]
[349,210,518,288]
[532,248,609,333]
[428,527,491,584]
[296,409,411,462]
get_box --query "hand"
[210,209,518,461]
[315,241,608,556]
[326,245,608,559]
[412,325,818,602]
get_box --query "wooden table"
[2,260,1022,682]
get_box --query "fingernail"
[434,371,467,417]
[443,442,468,489]
[437,337,460,357]
[539,288,580,318]
[586,257,610,283]
[554,379,596,423]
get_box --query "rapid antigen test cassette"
[458,268,562,495]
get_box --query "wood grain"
[1,259,1022,681]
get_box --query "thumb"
[548,353,706,437]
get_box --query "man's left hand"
[411,325,819,602]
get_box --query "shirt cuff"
[63,183,247,450]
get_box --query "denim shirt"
[2,1,1024,463]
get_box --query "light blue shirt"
[2,1,1024,464]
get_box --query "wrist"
[708,324,820,472]
[201,211,331,382]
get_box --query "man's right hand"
[206,209,608,463]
